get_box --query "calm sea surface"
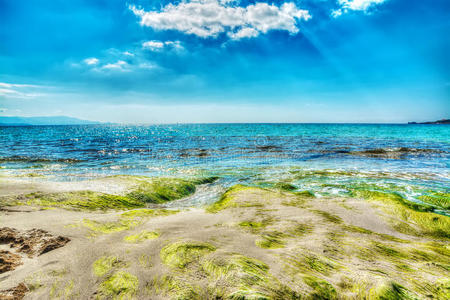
[1,124,449,208]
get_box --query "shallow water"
[1,124,449,209]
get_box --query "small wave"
[0,155,84,163]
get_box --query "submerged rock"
[348,147,444,159]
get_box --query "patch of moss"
[303,276,337,300]
[97,271,138,300]
[126,178,196,204]
[124,230,159,243]
[19,191,144,211]
[160,241,216,269]
[255,231,286,249]
[93,256,127,277]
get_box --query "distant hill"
[408,119,450,125]
[0,116,101,126]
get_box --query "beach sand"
[0,176,448,299]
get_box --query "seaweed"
[160,241,216,269]
[97,271,138,300]
[123,230,159,243]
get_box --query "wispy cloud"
[142,40,183,51]
[332,0,388,17]
[0,82,47,99]
[83,57,99,65]
[130,0,311,40]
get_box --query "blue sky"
[0,0,449,123]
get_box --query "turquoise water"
[0,124,449,209]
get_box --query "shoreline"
[0,176,448,299]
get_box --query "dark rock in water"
[0,283,29,300]
[408,119,450,124]
[0,250,22,274]
[179,148,210,158]
[348,147,444,159]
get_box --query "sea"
[0,124,449,209]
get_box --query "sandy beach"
[0,175,448,299]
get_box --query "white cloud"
[333,0,387,17]
[101,60,129,71]
[142,40,184,51]
[130,0,311,40]
[142,40,165,50]
[83,57,99,65]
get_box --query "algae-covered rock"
[160,241,216,269]
[206,185,266,213]
[97,271,138,300]
[93,256,127,277]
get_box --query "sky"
[0,0,449,123]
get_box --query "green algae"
[120,208,178,219]
[160,241,216,269]
[287,223,313,237]
[238,217,274,233]
[93,256,128,277]
[350,190,450,238]
[80,209,177,236]
[303,276,337,300]
[146,275,204,299]
[19,191,144,211]
[255,231,286,249]
[126,177,196,204]
[311,210,343,224]
[123,230,159,243]
[97,271,138,300]
[191,176,220,185]
[206,185,262,213]
[82,218,139,234]
[138,254,152,268]
[49,279,74,299]
[283,252,338,277]
[368,281,416,300]
[351,190,433,212]
[343,225,407,243]
[418,191,450,210]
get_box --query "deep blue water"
[0,124,449,207]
